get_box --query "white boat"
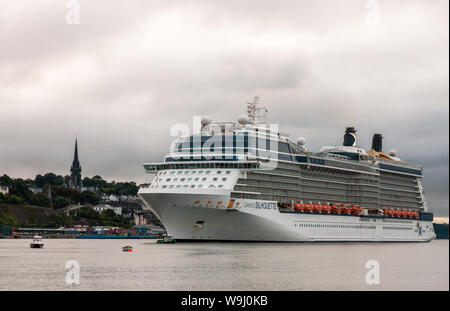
[138,98,436,242]
[30,235,44,248]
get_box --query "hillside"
[0,204,59,227]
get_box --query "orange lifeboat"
[386,209,394,217]
[304,203,313,213]
[293,203,302,211]
[400,210,408,218]
[341,204,351,215]
[393,210,400,217]
[322,204,331,214]
[331,203,341,214]
[350,205,361,215]
[407,210,414,218]
[313,204,322,213]
[413,211,419,219]
[340,206,349,215]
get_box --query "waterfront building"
[93,204,122,215]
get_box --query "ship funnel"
[343,127,357,147]
[372,134,383,152]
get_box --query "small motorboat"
[122,246,133,252]
[157,237,176,244]
[30,235,44,248]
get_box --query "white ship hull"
[139,191,436,242]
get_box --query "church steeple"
[73,139,80,166]
[70,138,82,191]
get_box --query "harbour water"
[0,239,448,291]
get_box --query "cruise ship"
[138,98,436,242]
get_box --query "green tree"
[81,191,100,205]
[48,214,73,228]
[9,179,33,201]
[44,185,82,205]
[101,209,116,219]
[3,194,26,205]
[0,175,12,187]
[69,206,100,220]
[35,173,65,188]
[0,208,19,226]
[53,196,71,209]
[28,193,51,207]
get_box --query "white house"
[0,185,9,195]
[107,194,119,202]
[29,187,43,194]
[93,204,122,215]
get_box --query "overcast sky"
[0,0,448,215]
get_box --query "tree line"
[0,173,140,210]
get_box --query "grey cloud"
[0,0,448,216]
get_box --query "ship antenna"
[247,96,267,125]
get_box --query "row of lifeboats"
[293,203,362,215]
[383,208,419,219]
[291,202,420,219]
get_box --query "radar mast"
[247,96,267,125]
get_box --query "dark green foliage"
[101,209,116,219]
[82,175,107,188]
[44,185,82,205]
[28,193,51,207]
[0,194,26,205]
[81,191,100,205]
[100,181,139,196]
[53,196,71,209]
[70,206,99,219]
[35,173,66,188]
[0,175,13,187]
[9,178,33,201]
[83,176,138,195]
[69,206,130,228]
[0,208,19,226]
[47,214,73,228]
[1,174,139,218]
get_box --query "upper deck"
[143,98,423,177]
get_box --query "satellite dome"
[201,116,212,126]
[388,149,397,157]
[297,137,306,146]
[238,114,249,125]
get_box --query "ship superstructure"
[138,98,435,242]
